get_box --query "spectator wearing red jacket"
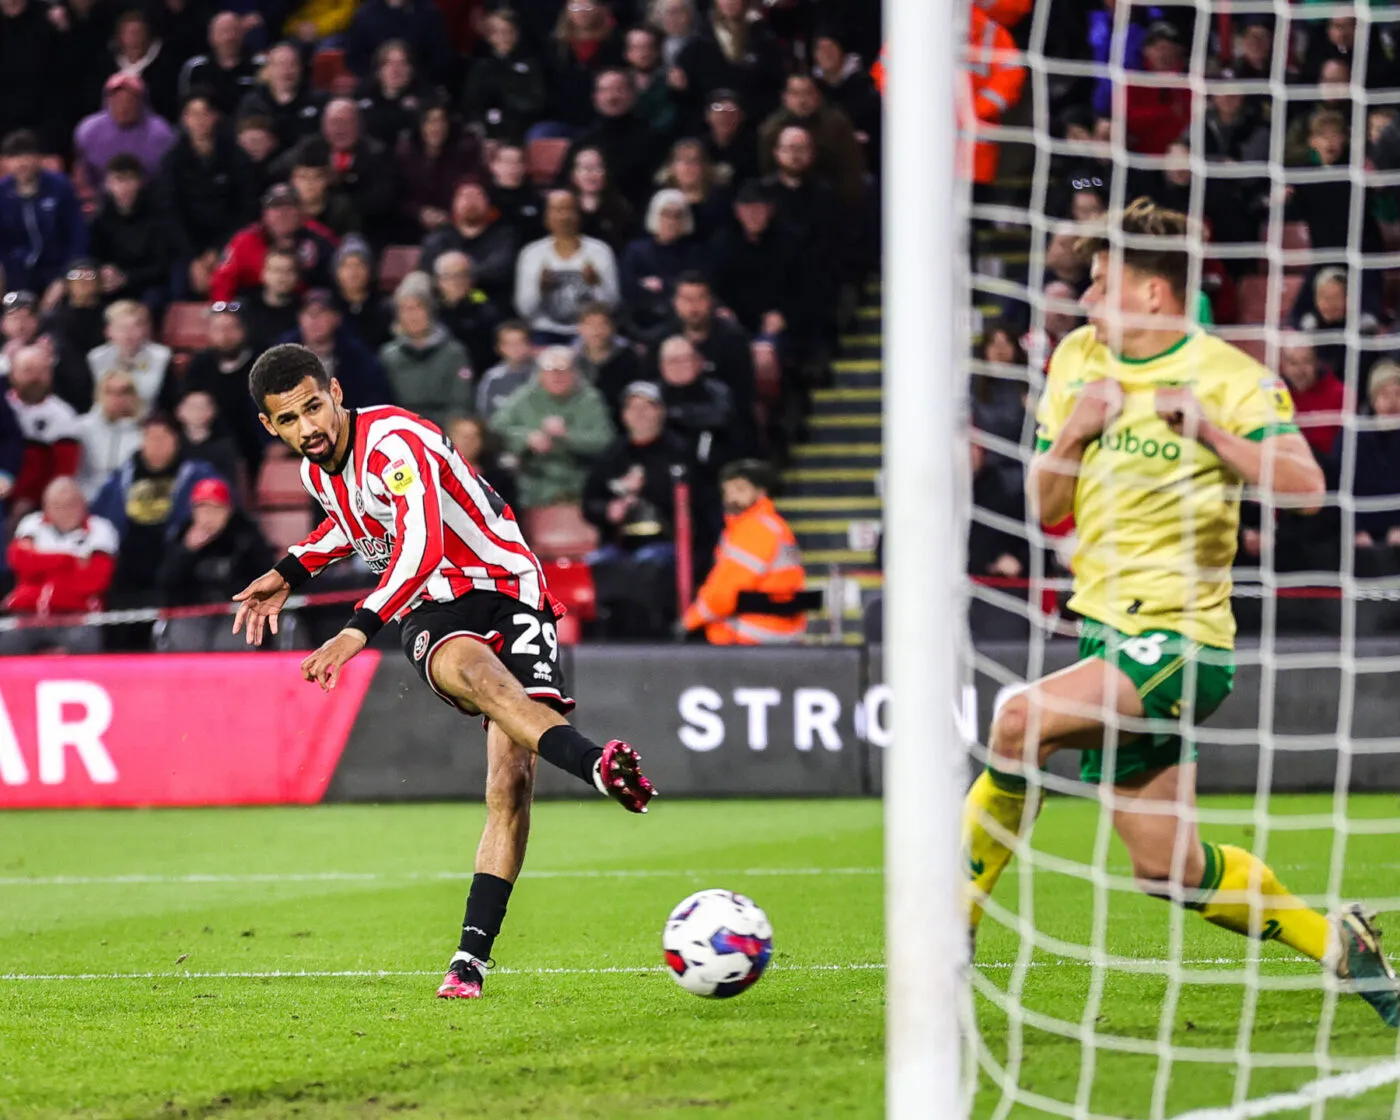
[1,476,117,654]
[4,342,81,520]
[1280,338,1346,457]
[209,184,338,302]
[1125,22,1193,156]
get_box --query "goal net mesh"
[961,0,1400,1115]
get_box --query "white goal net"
[958,0,1400,1116]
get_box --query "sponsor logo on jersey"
[413,630,430,661]
[384,458,417,495]
[352,536,395,573]
[1100,426,1182,461]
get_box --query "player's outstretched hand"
[1062,378,1124,446]
[300,629,368,692]
[232,570,292,646]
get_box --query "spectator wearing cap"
[344,0,451,90]
[420,178,520,307]
[564,69,665,205]
[573,302,641,416]
[0,0,64,153]
[672,0,785,127]
[101,8,181,124]
[378,271,473,431]
[238,247,302,353]
[86,300,173,412]
[179,301,263,477]
[210,183,338,302]
[93,411,221,609]
[396,101,483,245]
[4,342,81,519]
[759,74,865,206]
[462,9,547,145]
[1279,338,1346,458]
[89,154,175,312]
[75,72,178,190]
[0,289,42,380]
[646,273,755,454]
[710,180,802,349]
[156,475,273,628]
[1124,22,1192,156]
[42,261,108,410]
[281,287,395,409]
[157,91,260,300]
[274,99,394,245]
[236,43,326,154]
[357,39,430,152]
[0,130,88,302]
[701,89,759,188]
[487,143,545,242]
[582,379,689,638]
[333,237,392,351]
[177,11,259,117]
[432,251,501,376]
[515,190,620,344]
[490,344,614,510]
[620,189,704,336]
[289,138,361,238]
[76,369,144,500]
[1,477,117,655]
[476,319,536,422]
[567,146,638,253]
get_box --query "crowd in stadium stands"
[0,0,884,651]
[977,1,1400,600]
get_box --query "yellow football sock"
[964,768,1031,930]
[1193,842,1329,961]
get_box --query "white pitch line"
[0,867,882,888]
[0,958,1311,983]
[1172,1058,1400,1119]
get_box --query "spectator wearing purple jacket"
[74,73,177,189]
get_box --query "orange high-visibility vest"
[965,7,1026,184]
[683,496,807,645]
[971,0,1030,31]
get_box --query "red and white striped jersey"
[274,405,556,639]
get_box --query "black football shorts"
[399,591,574,718]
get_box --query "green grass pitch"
[4,796,1400,1119]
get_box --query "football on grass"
[663,889,774,998]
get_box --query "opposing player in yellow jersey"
[963,198,1400,1025]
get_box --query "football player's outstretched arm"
[233,516,355,645]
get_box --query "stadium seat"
[258,508,315,553]
[256,452,308,510]
[378,245,421,294]
[162,302,210,351]
[311,48,346,92]
[522,504,598,560]
[527,137,569,186]
[543,558,597,621]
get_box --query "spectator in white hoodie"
[85,300,173,411]
[514,189,619,345]
[75,369,145,499]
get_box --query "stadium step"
[791,443,883,470]
[777,495,883,514]
[805,416,881,444]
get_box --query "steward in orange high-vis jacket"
[682,460,807,645]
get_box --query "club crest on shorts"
[413,631,430,661]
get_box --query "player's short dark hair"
[720,459,775,493]
[249,343,331,411]
[1076,196,1189,303]
[2,130,39,157]
[105,153,144,178]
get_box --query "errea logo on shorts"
[413,631,430,661]
[532,661,552,681]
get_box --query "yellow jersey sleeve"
[1211,346,1302,442]
[1034,327,1093,451]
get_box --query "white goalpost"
[882,0,967,1116]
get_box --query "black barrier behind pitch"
[323,639,1400,803]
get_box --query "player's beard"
[300,431,336,463]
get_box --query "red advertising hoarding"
[0,653,379,809]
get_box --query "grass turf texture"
[5,798,1400,1118]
